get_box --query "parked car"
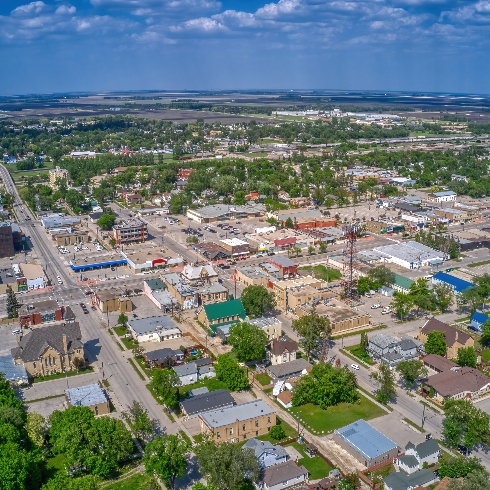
[91,305,96,311]
[11,329,22,335]
[85,290,93,295]
[371,304,381,309]
[381,308,391,315]
[351,364,360,370]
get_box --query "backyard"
[345,344,374,365]
[255,372,273,386]
[287,393,386,434]
[289,442,334,480]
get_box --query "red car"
[85,291,93,295]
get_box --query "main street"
[0,164,177,435]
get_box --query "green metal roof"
[145,278,166,291]
[393,273,414,291]
[203,299,247,322]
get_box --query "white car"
[351,364,360,370]
[371,304,381,309]
[382,308,392,315]
[12,329,22,335]
[57,276,63,284]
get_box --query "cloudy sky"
[1,0,490,94]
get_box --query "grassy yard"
[482,349,490,362]
[46,453,67,475]
[255,373,272,386]
[297,265,342,282]
[290,442,333,480]
[180,377,229,397]
[288,393,385,434]
[113,325,127,336]
[33,366,94,383]
[370,463,395,484]
[256,417,297,443]
[344,345,374,365]
[104,472,156,490]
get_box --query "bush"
[269,425,286,441]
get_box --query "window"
[217,432,221,439]
[267,417,271,423]
[95,406,99,416]
[255,420,259,427]
[243,435,246,440]
[242,424,246,431]
[256,431,259,436]
[229,428,233,435]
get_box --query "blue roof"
[334,419,398,461]
[432,272,473,293]
[70,259,127,272]
[471,311,488,326]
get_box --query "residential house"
[180,389,235,418]
[384,470,439,490]
[418,318,474,359]
[267,340,298,365]
[143,348,184,367]
[126,193,144,205]
[198,399,276,443]
[276,390,293,409]
[65,383,110,416]
[243,438,289,469]
[11,323,85,378]
[197,299,247,330]
[368,334,399,358]
[126,315,182,343]
[173,358,215,385]
[392,274,414,294]
[396,440,440,474]
[267,358,312,381]
[469,311,488,332]
[427,191,457,203]
[255,460,308,490]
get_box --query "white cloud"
[179,16,226,30]
[55,5,77,15]
[256,0,301,19]
[212,10,258,27]
[12,1,47,16]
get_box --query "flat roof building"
[180,389,235,418]
[187,203,266,223]
[127,315,182,343]
[108,217,148,245]
[65,383,110,416]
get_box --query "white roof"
[220,238,248,247]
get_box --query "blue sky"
[1,0,490,95]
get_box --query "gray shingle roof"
[267,358,312,379]
[11,322,83,363]
[415,439,439,459]
[243,437,289,461]
[398,455,419,468]
[180,389,235,416]
[384,469,437,490]
[259,460,308,487]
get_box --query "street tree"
[370,363,397,403]
[227,322,268,362]
[456,346,477,368]
[458,287,484,314]
[439,456,486,479]
[196,440,260,490]
[117,313,128,326]
[367,265,395,288]
[96,214,116,230]
[149,369,181,408]
[481,320,490,347]
[292,310,331,360]
[425,331,447,356]
[214,353,249,391]
[132,344,145,358]
[442,398,490,450]
[390,292,413,320]
[447,470,490,490]
[240,285,276,318]
[6,285,20,319]
[143,434,190,490]
[285,217,294,228]
[432,283,454,313]
[123,401,156,445]
[396,360,428,389]
[186,235,199,244]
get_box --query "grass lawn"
[297,265,342,282]
[46,453,67,475]
[288,393,385,434]
[104,473,156,490]
[255,373,272,386]
[114,325,127,336]
[33,366,94,383]
[256,417,297,443]
[120,336,136,350]
[468,260,490,268]
[482,349,490,362]
[290,442,333,479]
[180,377,229,397]
[135,356,153,377]
[368,463,395,484]
[345,344,374,365]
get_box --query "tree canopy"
[214,354,249,391]
[227,322,268,362]
[425,331,447,356]
[291,310,331,360]
[96,214,116,230]
[149,369,181,408]
[240,285,276,318]
[370,362,397,403]
[396,359,428,388]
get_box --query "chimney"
[62,334,68,353]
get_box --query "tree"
[214,354,249,391]
[227,322,268,362]
[96,214,116,230]
[367,265,395,288]
[192,484,218,490]
[390,292,413,320]
[109,238,116,248]
[433,283,454,313]
[360,332,369,352]
[439,456,486,479]
[459,287,484,314]
[233,190,246,205]
[318,241,327,253]
[357,276,373,296]
[186,235,199,244]
[240,285,276,318]
[6,285,20,319]
[425,331,447,356]
[292,310,331,360]
[370,363,397,403]
[457,346,477,368]
[307,245,315,255]
[285,217,294,228]
[269,425,286,441]
[447,469,490,490]
[149,369,181,408]
[481,320,490,347]
[396,360,428,388]
[442,398,490,450]
[196,440,260,490]
[117,313,128,326]
[132,344,145,358]
[143,434,190,490]
[123,401,156,445]
[26,412,46,447]
[41,473,99,490]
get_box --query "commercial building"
[367,241,445,269]
[248,316,282,341]
[422,354,457,373]
[52,230,88,246]
[122,248,181,272]
[180,389,235,418]
[70,254,127,272]
[272,276,329,311]
[269,256,298,278]
[162,273,198,309]
[333,419,399,468]
[256,460,308,490]
[41,214,80,229]
[418,318,474,359]
[18,299,63,327]
[0,223,15,258]
[235,266,271,287]
[126,315,182,343]
[108,217,148,245]
[424,366,490,402]
[391,274,414,294]
[272,209,336,230]
[17,263,46,290]
[198,400,276,443]
[0,354,28,385]
[49,166,70,189]
[181,264,218,283]
[65,383,110,416]
[94,290,132,313]
[427,191,457,203]
[187,203,266,224]
[296,301,370,336]
[143,278,179,312]
[11,323,85,378]
[431,272,474,294]
[218,238,250,257]
[198,299,247,329]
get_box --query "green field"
[290,442,333,479]
[104,472,156,490]
[297,265,341,282]
[288,393,385,434]
[482,349,490,361]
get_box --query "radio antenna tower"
[342,224,359,302]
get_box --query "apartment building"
[108,217,148,245]
[49,166,70,190]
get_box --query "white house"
[126,315,182,343]
[395,440,440,475]
[173,358,215,385]
[427,191,457,203]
